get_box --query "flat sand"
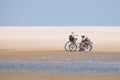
[0,27,120,52]
[0,27,120,80]
[0,72,120,80]
[0,50,120,80]
[0,50,120,62]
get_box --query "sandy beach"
[0,27,120,52]
[0,72,120,80]
[0,27,120,80]
[0,50,120,62]
[0,51,120,80]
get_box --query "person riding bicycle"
[69,32,78,43]
[81,35,90,44]
[79,35,90,51]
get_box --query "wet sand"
[0,27,120,80]
[0,50,120,62]
[0,72,120,80]
[0,51,120,80]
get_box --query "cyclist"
[81,35,90,43]
[79,35,90,51]
[69,32,78,43]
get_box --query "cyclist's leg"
[79,42,85,51]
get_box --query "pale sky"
[0,0,120,26]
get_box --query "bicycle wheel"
[64,41,72,52]
[88,42,93,51]
[84,42,93,51]
[69,43,77,52]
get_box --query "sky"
[0,0,120,26]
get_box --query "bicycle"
[64,37,93,52]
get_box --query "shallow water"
[0,62,120,73]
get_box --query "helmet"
[81,35,85,38]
